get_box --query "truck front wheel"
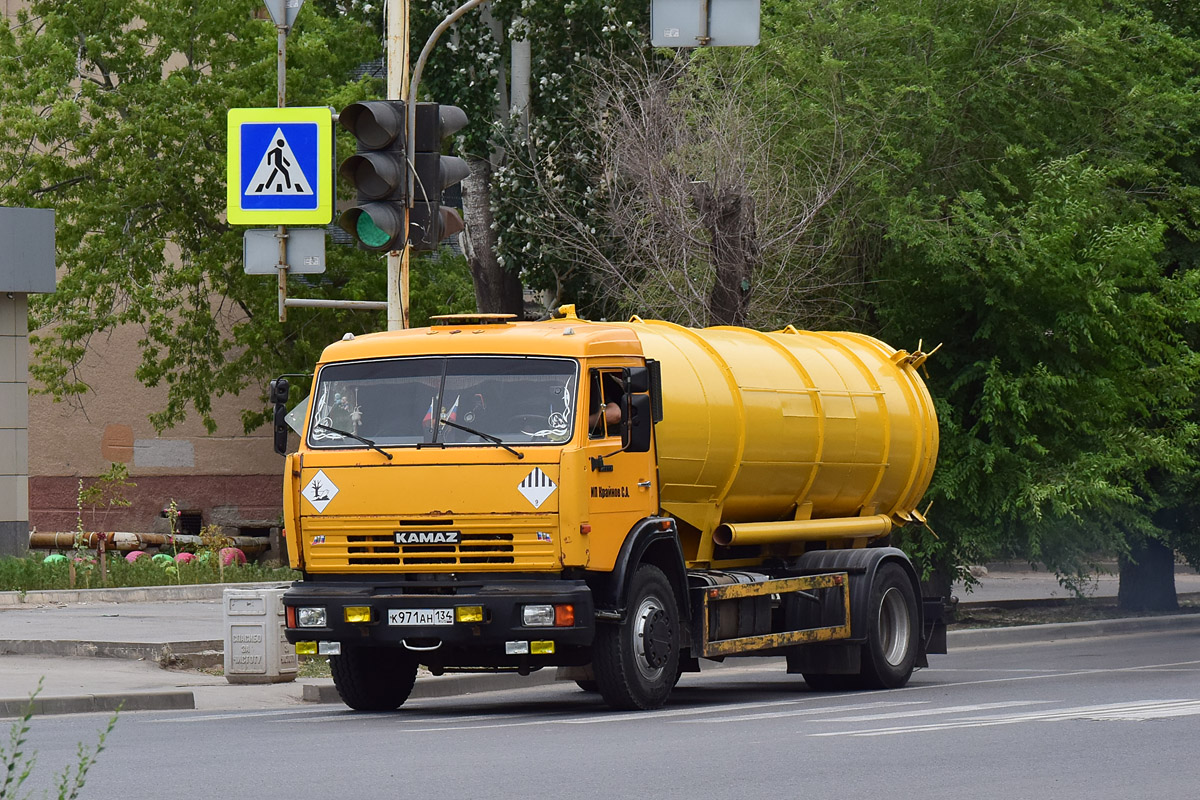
[593,564,680,711]
[330,647,418,711]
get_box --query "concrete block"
[0,296,26,336]
[0,475,21,518]
[0,336,17,383]
[134,438,195,468]
[14,335,27,379]
[0,428,28,475]
[0,295,23,337]
[0,382,28,432]
[0,520,26,558]
[0,336,27,382]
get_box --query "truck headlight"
[522,604,555,626]
[297,606,328,627]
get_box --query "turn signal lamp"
[296,641,318,655]
[344,606,372,624]
[554,604,575,627]
[456,605,485,623]
[531,641,555,655]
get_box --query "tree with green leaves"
[412,0,650,317]
[0,0,472,434]
[748,0,1200,606]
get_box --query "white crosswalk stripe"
[811,699,1200,737]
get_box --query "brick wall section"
[29,473,282,535]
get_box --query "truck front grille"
[302,517,557,571]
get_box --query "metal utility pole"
[275,17,289,322]
[387,0,410,330]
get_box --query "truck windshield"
[307,356,577,450]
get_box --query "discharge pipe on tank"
[713,515,894,547]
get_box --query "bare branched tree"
[512,51,875,329]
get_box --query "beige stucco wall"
[27,317,285,535]
[28,323,277,478]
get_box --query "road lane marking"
[810,699,1200,737]
[672,700,931,725]
[397,699,922,732]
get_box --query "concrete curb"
[0,691,195,717]
[0,582,291,607]
[0,638,223,669]
[948,611,1200,647]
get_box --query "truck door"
[583,367,657,567]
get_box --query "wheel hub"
[633,597,673,679]
[640,608,671,669]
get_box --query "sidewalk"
[2,568,1199,717]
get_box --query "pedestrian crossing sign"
[226,107,334,225]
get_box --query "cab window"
[588,369,624,439]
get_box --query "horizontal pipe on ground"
[713,514,894,547]
[28,531,269,554]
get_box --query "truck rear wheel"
[593,564,679,711]
[860,563,919,689]
[802,562,919,691]
[330,647,418,711]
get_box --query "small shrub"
[0,554,298,593]
[1,684,117,800]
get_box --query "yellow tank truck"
[273,307,944,711]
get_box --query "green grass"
[0,553,298,593]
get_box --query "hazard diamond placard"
[226,107,334,225]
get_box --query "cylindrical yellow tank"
[623,320,938,541]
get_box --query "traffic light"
[337,100,408,251]
[409,102,470,251]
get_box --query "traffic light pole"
[387,0,410,330]
[406,0,489,203]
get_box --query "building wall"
[6,2,287,549]
[27,320,285,539]
[0,293,29,556]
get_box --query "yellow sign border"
[226,107,334,225]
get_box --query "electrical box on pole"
[338,100,410,251]
[409,102,469,251]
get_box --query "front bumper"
[283,578,595,669]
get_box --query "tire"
[575,680,600,693]
[859,563,919,689]
[593,564,680,711]
[330,647,418,711]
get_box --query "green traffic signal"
[356,213,391,249]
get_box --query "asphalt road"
[12,626,1199,799]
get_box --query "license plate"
[388,608,454,626]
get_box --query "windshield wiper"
[440,418,524,459]
[316,423,393,460]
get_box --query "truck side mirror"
[620,366,656,453]
[270,378,290,456]
[626,366,650,394]
[621,393,652,453]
